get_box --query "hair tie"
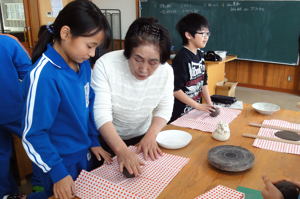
[46,24,55,34]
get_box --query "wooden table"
[50,104,300,199]
[158,104,300,198]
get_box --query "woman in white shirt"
[91,17,174,177]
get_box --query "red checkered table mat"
[253,119,300,154]
[75,146,189,198]
[171,107,241,132]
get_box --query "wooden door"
[23,0,40,54]
[0,0,36,54]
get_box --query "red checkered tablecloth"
[253,119,300,154]
[171,107,241,132]
[75,170,143,199]
[75,146,189,198]
[194,185,245,199]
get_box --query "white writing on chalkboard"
[142,1,299,65]
[160,10,177,14]
[158,2,265,14]
[180,4,192,9]
[159,4,171,9]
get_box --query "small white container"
[212,121,230,141]
[215,51,227,60]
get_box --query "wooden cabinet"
[225,60,300,94]
[206,55,237,95]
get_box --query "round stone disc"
[208,145,255,172]
[275,130,300,141]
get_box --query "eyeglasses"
[195,31,211,37]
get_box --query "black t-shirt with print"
[170,47,208,122]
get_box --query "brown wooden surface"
[23,0,40,52]
[12,135,32,184]
[157,104,300,198]
[225,60,300,94]
[50,104,300,199]
[206,55,237,95]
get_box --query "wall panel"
[225,60,299,94]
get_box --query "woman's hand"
[261,176,284,199]
[195,103,215,112]
[137,133,162,161]
[116,148,144,177]
[53,175,75,199]
[91,146,113,164]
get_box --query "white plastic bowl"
[156,130,192,149]
[215,51,227,60]
[252,102,280,115]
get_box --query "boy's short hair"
[176,13,209,45]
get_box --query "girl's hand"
[261,176,284,199]
[91,146,113,164]
[137,133,162,161]
[116,148,144,177]
[53,175,75,199]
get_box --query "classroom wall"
[92,0,137,39]
[38,0,72,25]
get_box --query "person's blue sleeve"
[22,68,68,183]
[11,38,32,80]
[88,86,100,147]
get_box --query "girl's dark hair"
[32,0,111,64]
[176,13,209,45]
[124,17,171,64]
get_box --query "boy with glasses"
[170,13,214,122]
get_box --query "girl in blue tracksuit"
[0,34,32,199]
[22,1,111,199]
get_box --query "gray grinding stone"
[274,130,300,141]
[208,145,255,172]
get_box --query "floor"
[18,86,300,194]
[235,86,300,111]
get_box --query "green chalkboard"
[140,0,300,65]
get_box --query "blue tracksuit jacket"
[22,44,100,183]
[0,34,32,125]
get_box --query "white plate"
[156,130,192,149]
[252,102,280,115]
